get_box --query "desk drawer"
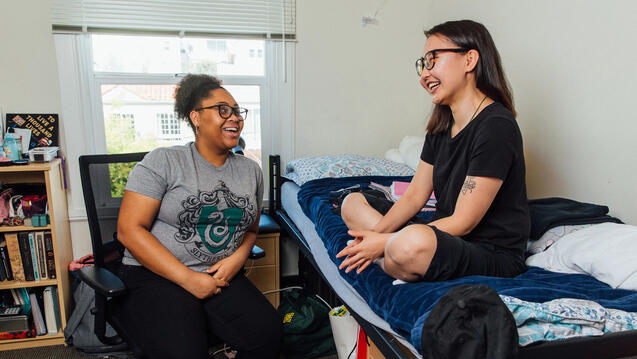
[245,265,276,292]
[245,265,279,307]
[252,233,278,266]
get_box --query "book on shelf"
[29,292,47,336]
[35,231,47,280]
[6,288,32,316]
[0,242,6,282]
[43,286,60,335]
[0,239,14,281]
[0,327,36,340]
[9,289,21,306]
[44,231,56,279]
[3,233,25,281]
[17,232,35,281]
[0,313,34,340]
[0,290,14,306]
[28,232,40,282]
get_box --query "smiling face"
[419,34,471,106]
[191,88,244,154]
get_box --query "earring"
[195,125,199,135]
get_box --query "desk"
[245,214,280,308]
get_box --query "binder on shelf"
[43,286,60,335]
[44,231,55,279]
[4,232,25,281]
[29,292,47,336]
[0,239,14,281]
[28,232,40,282]
[35,232,47,279]
[18,288,30,315]
[17,232,35,281]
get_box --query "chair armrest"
[78,266,126,297]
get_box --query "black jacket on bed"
[528,197,623,240]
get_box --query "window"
[109,113,135,129]
[158,113,180,138]
[92,34,265,76]
[89,35,267,163]
[55,33,294,218]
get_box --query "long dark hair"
[424,20,515,134]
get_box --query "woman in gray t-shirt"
[115,74,282,359]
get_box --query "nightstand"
[245,214,280,308]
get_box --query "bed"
[268,154,637,359]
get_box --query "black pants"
[114,265,282,359]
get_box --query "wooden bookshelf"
[0,159,72,350]
[0,225,52,233]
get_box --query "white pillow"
[526,223,637,290]
[384,148,404,164]
[526,224,594,254]
[384,136,425,171]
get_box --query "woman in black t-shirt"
[337,20,530,282]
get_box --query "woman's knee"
[340,192,367,223]
[384,225,437,281]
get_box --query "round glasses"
[195,104,248,121]
[415,48,469,76]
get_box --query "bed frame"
[267,154,637,359]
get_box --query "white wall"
[295,0,637,224]
[426,0,637,224]
[295,0,432,158]
[0,1,61,117]
[0,0,92,259]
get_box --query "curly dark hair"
[174,74,223,133]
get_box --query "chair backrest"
[78,152,147,267]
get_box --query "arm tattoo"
[461,176,476,195]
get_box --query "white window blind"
[50,0,295,40]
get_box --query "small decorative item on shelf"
[31,214,49,227]
[26,147,58,163]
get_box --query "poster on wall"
[5,113,59,149]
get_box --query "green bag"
[277,289,337,359]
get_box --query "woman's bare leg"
[382,224,437,282]
[340,192,383,231]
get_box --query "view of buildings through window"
[94,35,264,167]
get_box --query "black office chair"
[78,150,266,356]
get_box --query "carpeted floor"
[0,345,131,358]
[0,345,339,359]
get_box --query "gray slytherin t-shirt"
[123,142,264,272]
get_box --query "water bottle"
[2,135,20,160]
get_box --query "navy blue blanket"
[297,176,637,353]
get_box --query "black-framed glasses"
[195,104,248,120]
[415,48,469,76]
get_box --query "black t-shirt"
[420,102,530,256]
